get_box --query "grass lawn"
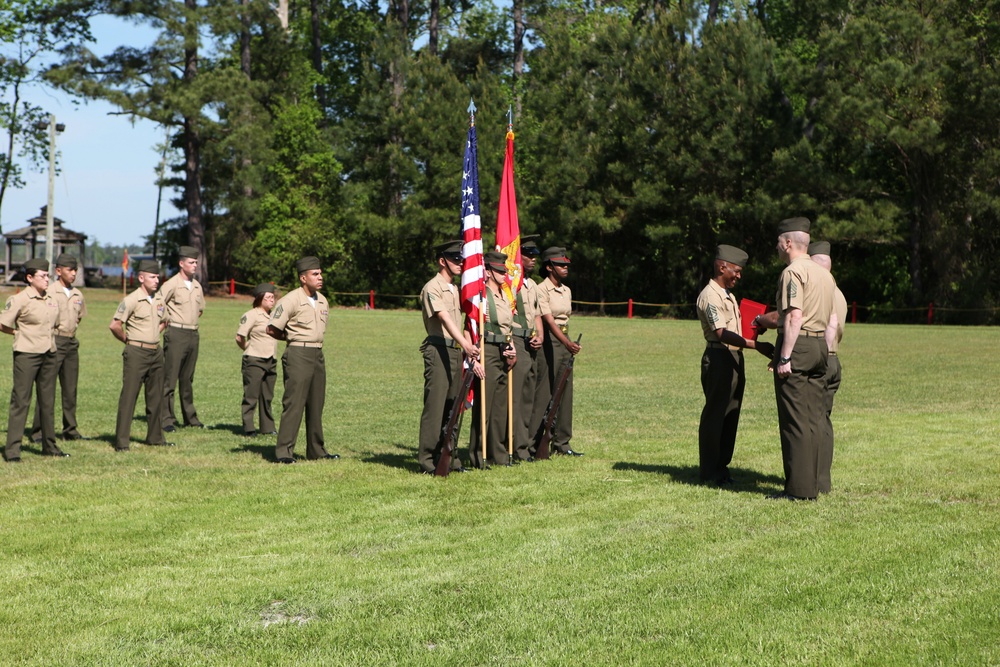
[1,287,998,666]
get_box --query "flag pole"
[479,291,487,467]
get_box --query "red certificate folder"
[739,299,767,339]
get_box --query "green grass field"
[1,288,998,666]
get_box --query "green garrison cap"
[541,247,571,264]
[715,244,748,268]
[178,245,198,259]
[253,283,276,298]
[777,217,811,234]
[296,256,322,274]
[521,234,541,256]
[23,257,49,273]
[483,251,508,272]
[55,253,78,269]
[137,259,160,275]
[808,241,831,256]
[434,239,464,261]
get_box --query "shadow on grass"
[361,443,422,473]
[213,423,253,436]
[231,442,280,463]
[612,462,785,495]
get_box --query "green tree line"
[3,0,999,321]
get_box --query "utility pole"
[36,115,66,267]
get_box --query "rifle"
[434,361,477,477]
[534,333,582,460]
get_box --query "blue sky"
[2,17,179,248]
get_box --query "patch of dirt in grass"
[260,600,313,627]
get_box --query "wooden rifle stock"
[535,333,582,460]
[434,362,477,477]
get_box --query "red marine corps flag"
[494,109,521,307]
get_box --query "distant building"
[2,206,87,285]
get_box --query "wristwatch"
[779,356,791,365]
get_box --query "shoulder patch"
[272,304,283,319]
[706,303,719,323]
[117,302,127,313]
[787,281,798,301]
[240,315,247,325]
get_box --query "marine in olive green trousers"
[511,334,539,461]
[275,346,329,461]
[818,353,842,494]
[241,356,277,435]
[6,351,59,459]
[163,327,202,427]
[469,342,510,468]
[31,335,81,440]
[418,342,463,473]
[115,345,168,449]
[531,337,574,453]
[774,334,828,499]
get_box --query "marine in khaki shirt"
[2,258,64,461]
[160,246,206,430]
[110,260,171,450]
[421,271,462,343]
[266,257,337,463]
[469,251,517,469]
[511,235,545,462]
[236,283,278,436]
[30,253,88,442]
[694,246,772,485]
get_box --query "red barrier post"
[369,290,375,310]
[628,298,633,319]
[851,301,857,324]
[230,278,235,296]
[928,302,934,325]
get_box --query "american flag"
[459,107,484,344]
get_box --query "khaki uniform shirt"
[537,278,572,328]
[160,272,205,328]
[697,279,741,349]
[237,308,277,359]
[1,286,58,353]
[515,278,539,333]
[420,273,461,339]
[49,283,87,337]
[114,288,166,345]
[485,282,514,336]
[831,287,848,353]
[270,287,328,344]
[777,256,836,334]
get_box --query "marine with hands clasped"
[161,245,206,432]
[753,218,838,500]
[468,251,517,469]
[417,240,481,474]
[109,259,173,451]
[29,253,89,443]
[808,241,847,494]
[236,283,279,437]
[511,235,544,463]
[1,257,64,461]
[267,256,339,464]
[530,247,582,457]
[695,245,774,485]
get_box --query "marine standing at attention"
[161,245,206,432]
[754,218,837,500]
[417,240,481,474]
[511,235,544,463]
[808,241,847,494]
[267,256,338,464]
[530,247,583,457]
[30,253,88,442]
[236,283,279,437]
[1,258,63,461]
[109,259,173,451]
[695,245,773,486]
[469,251,517,469]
